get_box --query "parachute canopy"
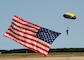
[63,12,76,19]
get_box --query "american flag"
[4,15,61,56]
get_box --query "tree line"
[0,48,84,54]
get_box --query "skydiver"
[66,27,69,35]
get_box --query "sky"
[0,0,84,50]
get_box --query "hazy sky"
[0,0,84,50]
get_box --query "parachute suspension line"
[67,19,71,28]
[66,20,71,35]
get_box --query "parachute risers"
[63,12,76,35]
[63,12,76,19]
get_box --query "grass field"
[0,52,84,58]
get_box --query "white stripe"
[13,16,40,29]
